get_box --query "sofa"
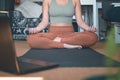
[10,1,46,40]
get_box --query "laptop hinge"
[0,11,8,14]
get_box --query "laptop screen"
[0,13,20,73]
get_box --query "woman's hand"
[29,27,40,34]
[86,26,97,32]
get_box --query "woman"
[27,0,98,49]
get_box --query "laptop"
[0,11,58,74]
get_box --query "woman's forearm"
[77,20,89,31]
[77,20,97,32]
[36,20,49,31]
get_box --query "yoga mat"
[20,48,120,67]
[84,75,119,80]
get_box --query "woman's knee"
[88,32,98,45]
[26,35,36,47]
[91,32,98,41]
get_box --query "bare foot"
[63,43,82,49]
[53,37,61,42]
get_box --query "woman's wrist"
[85,26,97,32]
[36,26,42,32]
[29,27,41,34]
[83,26,90,31]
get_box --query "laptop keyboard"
[17,57,59,74]
[18,57,58,66]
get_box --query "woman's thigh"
[61,31,98,46]
[27,32,57,40]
